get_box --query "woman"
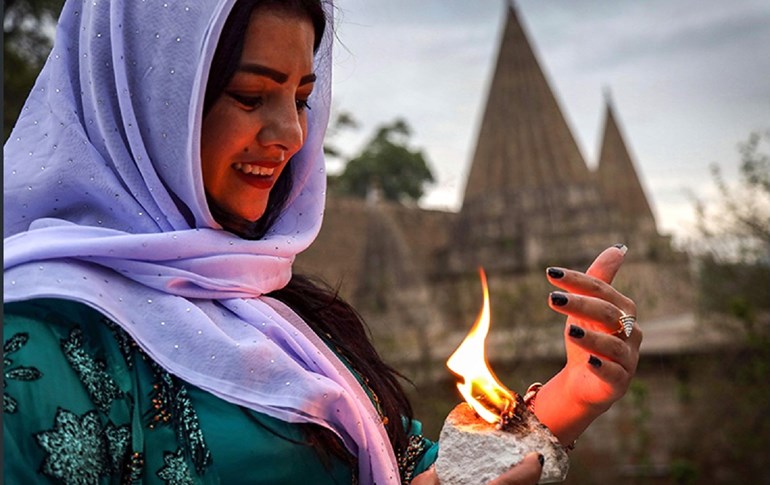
[3,0,641,483]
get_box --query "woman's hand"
[411,453,543,485]
[532,245,643,446]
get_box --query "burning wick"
[435,268,569,484]
[446,268,521,429]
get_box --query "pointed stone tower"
[596,95,657,235]
[462,5,590,200]
[446,4,617,274]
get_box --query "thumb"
[585,244,628,284]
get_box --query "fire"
[447,268,516,424]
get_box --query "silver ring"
[617,313,636,338]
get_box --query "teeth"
[233,163,275,176]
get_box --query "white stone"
[435,403,569,484]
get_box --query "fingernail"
[547,267,564,279]
[588,355,602,368]
[613,243,628,255]
[550,292,568,306]
[538,453,545,467]
[568,325,585,338]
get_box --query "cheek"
[200,121,223,190]
[200,107,250,186]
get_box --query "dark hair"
[203,0,415,474]
[270,275,416,469]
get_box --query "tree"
[332,118,434,204]
[323,110,360,160]
[687,130,769,338]
[679,131,770,481]
[690,131,770,264]
[4,0,64,140]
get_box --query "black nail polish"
[550,292,568,306]
[538,453,545,467]
[547,267,564,279]
[588,355,602,368]
[568,325,585,338]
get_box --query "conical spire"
[462,4,591,207]
[596,95,657,231]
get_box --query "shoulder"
[6,297,108,325]
[4,299,130,413]
[5,298,129,364]
[4,299,134,482]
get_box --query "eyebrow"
[238,63,316,86]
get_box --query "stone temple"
[298,5,755,480]
[298,3,690,370]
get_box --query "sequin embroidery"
[146,366,212,474]
[3,332,43,414]
[104,319,211,476]
[107,317,139,368]
[35,407,130,484]
[61,327,124,412]
[156,448,194,485]
[397,433,429,484]
[123,451,145,484]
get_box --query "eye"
[296,99,312,112]
[227,92,263,110]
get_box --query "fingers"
[584,244,627,284]
[582,348,633,398]
[548,291,636,338]
[566,324,641,373]
[546,266,635,315]
[486,452,544,485]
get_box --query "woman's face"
[201,7,316,223]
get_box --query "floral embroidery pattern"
[147,367,212,475]
[104,421,131,472]
[106,319,212,476]
[35,408,130,485]
[3,332,43,414]
[62,327,124,412]
[107,318,139,369]
[156,448,194,485]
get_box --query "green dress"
[3,299,438,484]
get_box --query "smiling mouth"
[233,162,275,177]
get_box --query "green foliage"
[628,380,652,468]
[690,131,770,263]
[4,0,64,140]
[679,131,770,482]
[691,131,770,340]
[332,118,434,203]
[669,458,699,485]
[323,110,360,159]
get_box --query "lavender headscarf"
[3,0,398,482]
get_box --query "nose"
[256,98,304,154]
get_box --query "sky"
[328,0,770,243]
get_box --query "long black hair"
[203,0,415,471]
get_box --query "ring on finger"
[615,313,636,338]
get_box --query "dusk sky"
[329,0,770,243]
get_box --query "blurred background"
[5,0,769,483]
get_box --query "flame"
[447,268,515,424]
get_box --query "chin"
[222,199,266,223]
[212,200,266,226]
[239,209,266,224]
